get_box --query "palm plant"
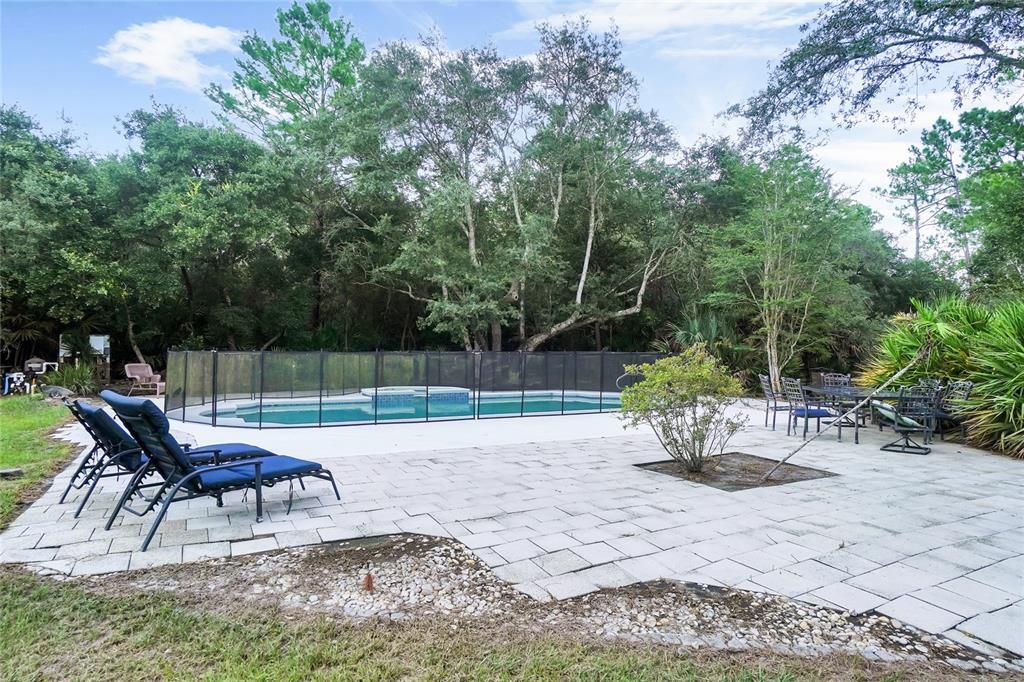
[858,297,990,387]
[963,301,1024,458]
[653,313,756,376]
[42,363,97,396]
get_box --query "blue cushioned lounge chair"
[60,399,275,518]
[99,390,340,551]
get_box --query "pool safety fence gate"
[164,350,664,429]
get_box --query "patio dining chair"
[59,399,274,518]
[937,380,973,442]
[99,390,341,551]
[758,374,790,430]
[873,385,939,455]
[782,377,837,440]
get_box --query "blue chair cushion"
[197,456,323,489]
[101,389,193,470]
[793,408,832,418]
[77,401,135,449]
[187,443,276,464]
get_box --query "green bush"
[858,297,1024,458]
[963,301,1024,458]
[620,346,746,472]
[41,363,97,396]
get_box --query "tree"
[736,0,1024,132]
[884,106,1024,294]
[517,22,681,350]
[206,0,364,136]
[705,146,873,389]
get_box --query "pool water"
[226,394,620,425]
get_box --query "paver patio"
[2,403,1022,657]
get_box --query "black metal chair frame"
[758,374,789,431]
[102,394,340,552]
[782,377,839,440]
[59,400,146,518]
[879,386,938,456]
[937,380,972,442]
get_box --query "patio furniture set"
[58,390,340,552]
[759,372,973,455]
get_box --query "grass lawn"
[0,394,916,681]
[0,395,74,528]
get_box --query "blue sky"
[1,1,1001,250]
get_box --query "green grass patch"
[0,395,74,528]
[0,569,894,681]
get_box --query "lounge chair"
[124,363,165,396]
[59,399,275,518]
[99,390,340,551]
[873,385,938,455]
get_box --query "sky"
[0,0,1007,252]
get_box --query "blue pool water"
[216,393,620,426]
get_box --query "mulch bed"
[636,452,836,491]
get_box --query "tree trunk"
[490,320,502,351]
[125,304,146,364]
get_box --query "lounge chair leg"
[771,409,777,431]
[216,494,223,508]
[287,480,294,515]
[140,480,188,552]
[255,465,263,523]
[59,446,100,503]
[764,406,769,427]
[73,458,121,518]
[104,463,153,530]
[327,472,341,501]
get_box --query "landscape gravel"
[62,534,1023,674]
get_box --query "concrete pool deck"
[1,402,1022,658]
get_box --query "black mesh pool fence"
[163,350,664,429]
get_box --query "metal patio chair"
[758,374,790,431]
[937,380,973,442]
[874,385,939,455]
[782,377,837,439]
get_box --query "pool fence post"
[374,350,380,424]
[519,351,526,417]
[599,350,604,412]
[182,352,189,423]
[560,352,566,415]
[211,350,218,427]
[318,350,325,427]
[474,352,482,420]
[258,351,265,430]
[425,351,430,422]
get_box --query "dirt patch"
[636,452,836,492]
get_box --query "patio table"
[803,385,901,444]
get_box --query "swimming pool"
[199,390,621,427]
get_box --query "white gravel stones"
[71,535,1024,673]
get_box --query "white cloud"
[499,1,819,42]
[96,18,242,92]
[658,43,785,59]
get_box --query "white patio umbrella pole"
[760,342,934,483]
